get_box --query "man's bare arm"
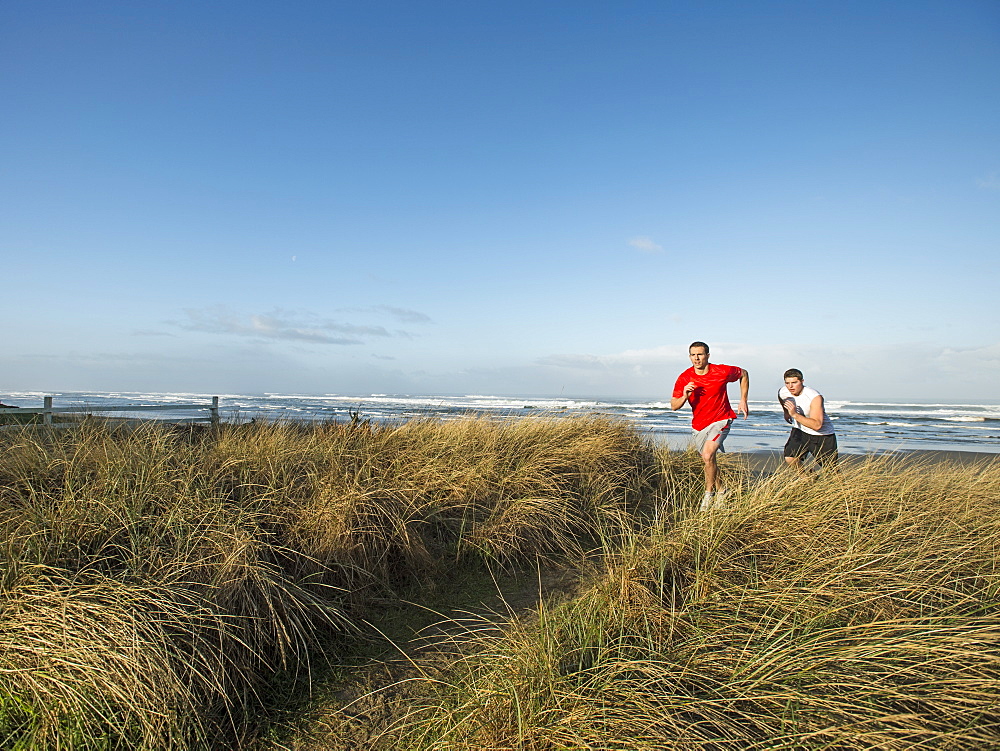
[779,392,794,423]
[671,381,696,411]
[737,369,750,417]
[788,394,825,431]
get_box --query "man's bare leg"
[703,439,723,487]
[784,456,804,473]
[699,439,728,509]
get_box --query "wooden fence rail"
[0,396,220,427]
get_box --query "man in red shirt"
[671,341,749,510]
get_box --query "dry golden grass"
[8,415,996,750]
[398,454,1000,750]
[0,413,653,749]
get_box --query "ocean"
[3,391,999,455]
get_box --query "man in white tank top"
[778,368,838,470]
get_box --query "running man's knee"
[701,443,720,463]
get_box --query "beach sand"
[735,449,1000,475]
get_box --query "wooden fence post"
[211,396,220,427]
[43,396,53,426]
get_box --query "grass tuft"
[398,455,1000,750]
[1,413,654,748]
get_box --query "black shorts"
[784,429,838,466]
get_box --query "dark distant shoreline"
[735,448,1000,474]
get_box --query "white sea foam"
[3,390,999,453]
[5,391,63,400]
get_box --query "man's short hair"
[689,341,709,353]
[784,368,804,380]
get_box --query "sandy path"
[259,564,578,750]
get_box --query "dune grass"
[4,415,999,749]
[0,413,654,749]
[396,453,1000,750]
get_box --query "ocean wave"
[839,409,1000,422]
[4,390,999,454]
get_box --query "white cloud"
[932,343,1000,373]
[526,341,1000,401]
[172,306,399,345]
[628,236,664,254]
[542,346,674,370]
[335,305,433,324]
[976,173,1000,191]
[131,329,175,337]
[374,305,433,324]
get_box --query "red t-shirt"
[672,364,743,431]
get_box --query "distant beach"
[736,448,1000,474]
[3,390,999,456]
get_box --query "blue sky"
[2,1,998,401]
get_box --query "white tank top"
[778,385,835,436]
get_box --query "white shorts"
[693,418,733,453]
